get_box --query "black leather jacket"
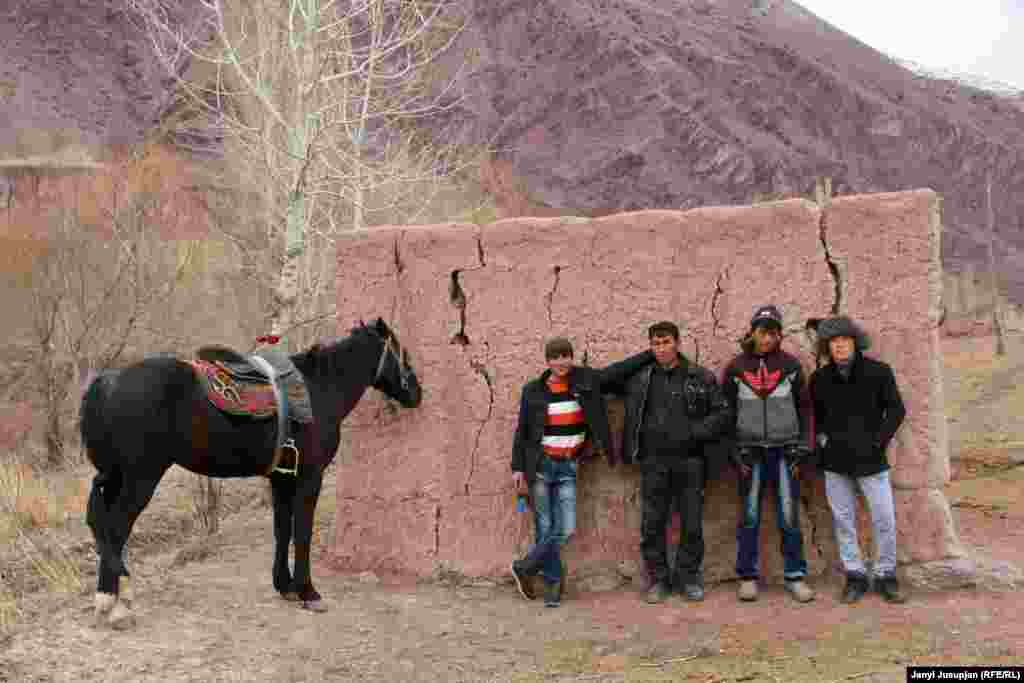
[619,354,732,465]
[511,351,653,485]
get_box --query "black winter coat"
[511,351,653,486]
[809,353,906,477]
[619,354,732,466]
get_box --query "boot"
[840,573,869,604]
[511,560,536,601]
[544,581,562,608]
[682,583,705,602]
[876,575,907,604]
[784,579,815,603]
[645,581,670,604]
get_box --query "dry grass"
[0,455,269,635]
[507,618,1019,682]
[0,461,88,540]
[0,581,16,632]
[0,460,85,632]
[943,334,1024,479]
[189,474,224,535]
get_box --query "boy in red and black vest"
[510,337,652,607]
[722,305,815,603]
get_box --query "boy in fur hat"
[809,316,907,603]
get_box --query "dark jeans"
[521,456,577,584]
[735,446,807,580]
[640,454,705,588]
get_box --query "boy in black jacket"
[809,316,907,604]
[722,305,815,603]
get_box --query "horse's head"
[367,317,422,408]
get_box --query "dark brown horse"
[79,318,421,627]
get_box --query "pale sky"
[797,0,1024,90]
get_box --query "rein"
[372,332,413,390]
[373,334,394,383]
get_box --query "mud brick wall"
[332,190,972,588]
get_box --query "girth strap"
[246,355,294,476]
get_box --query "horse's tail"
[86,467,119,541]
[81,370,121,568]
[80,370,106,462]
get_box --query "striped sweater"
[542,376,587,458]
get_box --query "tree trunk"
[268,0,320,344]
[986,170,1006,356]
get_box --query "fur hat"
[816,316,871,351]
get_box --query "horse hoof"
[301,599,328,613]
[280,591,301,602]
[108,602,136,630]
[94,592,117,627]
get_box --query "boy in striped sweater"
[511,337,653,607]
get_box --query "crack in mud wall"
[819,211,843,315]
[544,265,562,328]
[464,352,495,495]
[434,505,441,557]
[448,230,487,346]
[390,233,406,330]
[710,268,727,337]
[449,269,470,345]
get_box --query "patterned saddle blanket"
[189,351,313,423]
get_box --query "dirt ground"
[1,335,1022,682]
[0,466,1021,683]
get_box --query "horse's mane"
[293,323,388,378]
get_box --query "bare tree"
[129,0,476,347]
[23,176,186,466]
[985,170,1006,356]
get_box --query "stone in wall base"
[901,557,978,591]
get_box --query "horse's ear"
[374,317,388,335]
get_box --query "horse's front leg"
[292,472,326,612]
[269,475,298,600]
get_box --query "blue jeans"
[735,446,808,580]
[523,456,577,584]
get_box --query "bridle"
[373,331,413,391]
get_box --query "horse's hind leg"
[95,467,167,629]
[87,469,121,625]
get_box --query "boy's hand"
[512,471,526,492]
[736,446,753,478]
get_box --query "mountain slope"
[456,0,1024,301]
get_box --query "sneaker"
[784,579,815,603]
[511,560,535,601]
[738,579,759,602]
[682,583,705,602]
[544,581,561,608]
[840,573,869,604]
[645,581,670,604]
[876,575,907,604]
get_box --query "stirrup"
[272,439,300,476]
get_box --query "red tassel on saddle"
[256,334,281,345]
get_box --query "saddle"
[190,345,313,476]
